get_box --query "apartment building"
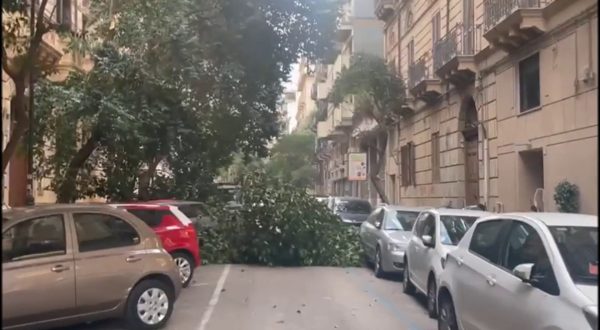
[295,58,317,132]
[315,0,384,201]
[377,0,597,213]
[2,0,93,206]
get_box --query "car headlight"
[388,242,407,252]
[583,305,598,330]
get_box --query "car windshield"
[335,200,371,214]
[549,226,598,285]
[385,211,420,231]
[440,216,478,245]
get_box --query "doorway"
[460,97,479,206]
[518,149,544,211]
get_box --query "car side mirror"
[422,235,434,248]
[513,263,535,282]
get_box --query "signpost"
[347,153,367,181]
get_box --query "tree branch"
[20,0,52,79]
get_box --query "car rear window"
[124,209,170,228]
[335,200,372,214]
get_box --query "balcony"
[408,58,442,104]
[315,63,328,82]
[483,0,555,52]
[434,24,480,87]
[333,103,353,129]
[375,0,394,21]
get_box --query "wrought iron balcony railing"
[483,0,551,32]
[433,23,482,72]
[408,58,430,90]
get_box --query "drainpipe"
[481,123,489,210]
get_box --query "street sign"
[348,153,367,181]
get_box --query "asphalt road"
[58,265,436,330]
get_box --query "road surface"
[59,265,436,330]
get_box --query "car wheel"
[374,247,385,278]
[125,279,174,329]
[172,252,195,288]
[402,258,416,294]
[438,294,458,330]
[427,277,438,318]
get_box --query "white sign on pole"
[348,153,367,181]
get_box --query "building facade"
[2,0,94,206]
[375,0,597,213]
[315,0,385,203]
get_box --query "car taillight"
[181,226,196,239]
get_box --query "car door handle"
[126,256,142,263]
[456,257,464,267]
[486,276,496,287]
[51,264,70,273]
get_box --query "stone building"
[314,0,385,202]
[2,0,94,206]
[376,0,597,213]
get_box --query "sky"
[283,63,299,133]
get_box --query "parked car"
[403,208,491,318]
[113,203,201,288]
[359,205,430,277]
[437,212,598,330]
[331,197,373,226]
[2,204,181,330]
[147,200,214,228]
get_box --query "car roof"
[384,205,432,212]
[2,203,126,221]
[502,212,598,227]
[111,203,171,210]
[334,197,371,202]
[428,208,492,218]
[146,200,203,206]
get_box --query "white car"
[437,213,598,330]
[403,208,491,318]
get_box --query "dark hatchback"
[332,198,373,226]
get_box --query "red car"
[111,203,201,287]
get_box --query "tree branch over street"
[330,53,407,203]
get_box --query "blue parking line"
[346,268,423,330]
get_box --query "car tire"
[438,294,458,330]
[427,277,438,318]
[125,279,174,329]
[374,247,385,278]
[172,252,195,288]
[402,258,415,295]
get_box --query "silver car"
[359,205,430,278]
[437,212,598,330]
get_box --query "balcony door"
[463,0,475,54]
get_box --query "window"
[431,133,440,183]
[469,220,512,264]
[502,222,559,295]
[385,210,420,231]
[2,215,66,262]
[56,0,72,28]
[549,226,597,285]
[431,12,441,50]
[518,53,540,112]
[335,200,372,215]
[401,143,415,186]
[123,209,169,228]
[74,213,140,252]
[440,216,478,245]
[407,39,414,65]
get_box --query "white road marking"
[191,282,210,287]
[198,265,231,330]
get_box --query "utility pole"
[25,0,36,206]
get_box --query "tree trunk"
[369,133,390,204]
[138,155,164,201]
[2,81,28,173]
[56,132,100,203]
